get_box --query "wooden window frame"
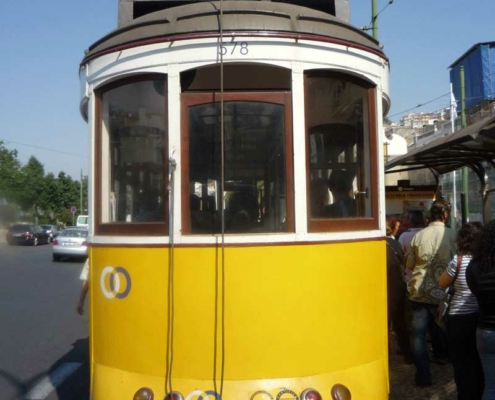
[94,74,169,236]
[305,71,379,233]
[180,91,294,235]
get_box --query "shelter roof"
[385,115,495,176]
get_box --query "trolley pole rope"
[217,0,227,397]
[166,156,177,396]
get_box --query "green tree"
[40,172,58,215]
[17,157,45,218]
[53,172,79,225]
[0,141,22,202]
[80,174,89,214]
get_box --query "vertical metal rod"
[460,66,469,221]
[371,0,378,40]
[218,1,226,398]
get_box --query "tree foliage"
[17,157,45,214]
[0,142,88,225]
[0,141,22,202]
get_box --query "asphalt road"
[0,239,89,400]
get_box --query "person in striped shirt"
[439,222,484,400]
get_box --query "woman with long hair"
[439,222,484,400]
[466,220,495,400]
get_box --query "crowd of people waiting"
[386,199,495,399]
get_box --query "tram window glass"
[184,97,293,234]
[95,76,168,235]
[305,72,378,231]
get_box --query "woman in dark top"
[466,220,495,400]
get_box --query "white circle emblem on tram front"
[100,266,132,299]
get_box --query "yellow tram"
[79,1,391,399]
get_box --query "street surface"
[0,238,89,400]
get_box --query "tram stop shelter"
[385,114,495,223]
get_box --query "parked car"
[41,224,59,243]
[6,223,50,246]
[52,228,89,261]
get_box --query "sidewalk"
[388,332,457,400]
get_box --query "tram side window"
[186,101,288,234]
[305,72,378,231]
[97,77,168,233]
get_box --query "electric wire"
[391,94,495,120]
[388,92,450,118]
[0,138,88,158]
[361,0,395,31]
[390,70,495,119]
[371,0,395,24]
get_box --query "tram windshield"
[187,100,287,234]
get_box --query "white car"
[76,215,89,228]
[52,228,88,261]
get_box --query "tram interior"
[306,74,373,220]
[188,101,287,233]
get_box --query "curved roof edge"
[82,1,384,63]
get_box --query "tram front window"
[185,100,289,234]
[96,76,168,234]
[305,71,378,231]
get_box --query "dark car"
[41,224,59,243]
[6,223,50,246]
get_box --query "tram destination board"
[130,0,339,21]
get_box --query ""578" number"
[218,41,249,56]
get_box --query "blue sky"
[0,0,493,179]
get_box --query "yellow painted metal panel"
[89,240,388,398]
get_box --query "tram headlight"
[164,392,184,400]
[133,387,154,400]
[301,388,323,400]
[331,384,352,400]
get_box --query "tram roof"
[82,1,384,63]
[385,115,495,176]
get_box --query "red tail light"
[53,239,59,245]
[164,392,183,400]
[82,241,88,246]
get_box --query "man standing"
[399,210,426,288]
[406,199,457,387]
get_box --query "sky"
[0,0,494,179]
